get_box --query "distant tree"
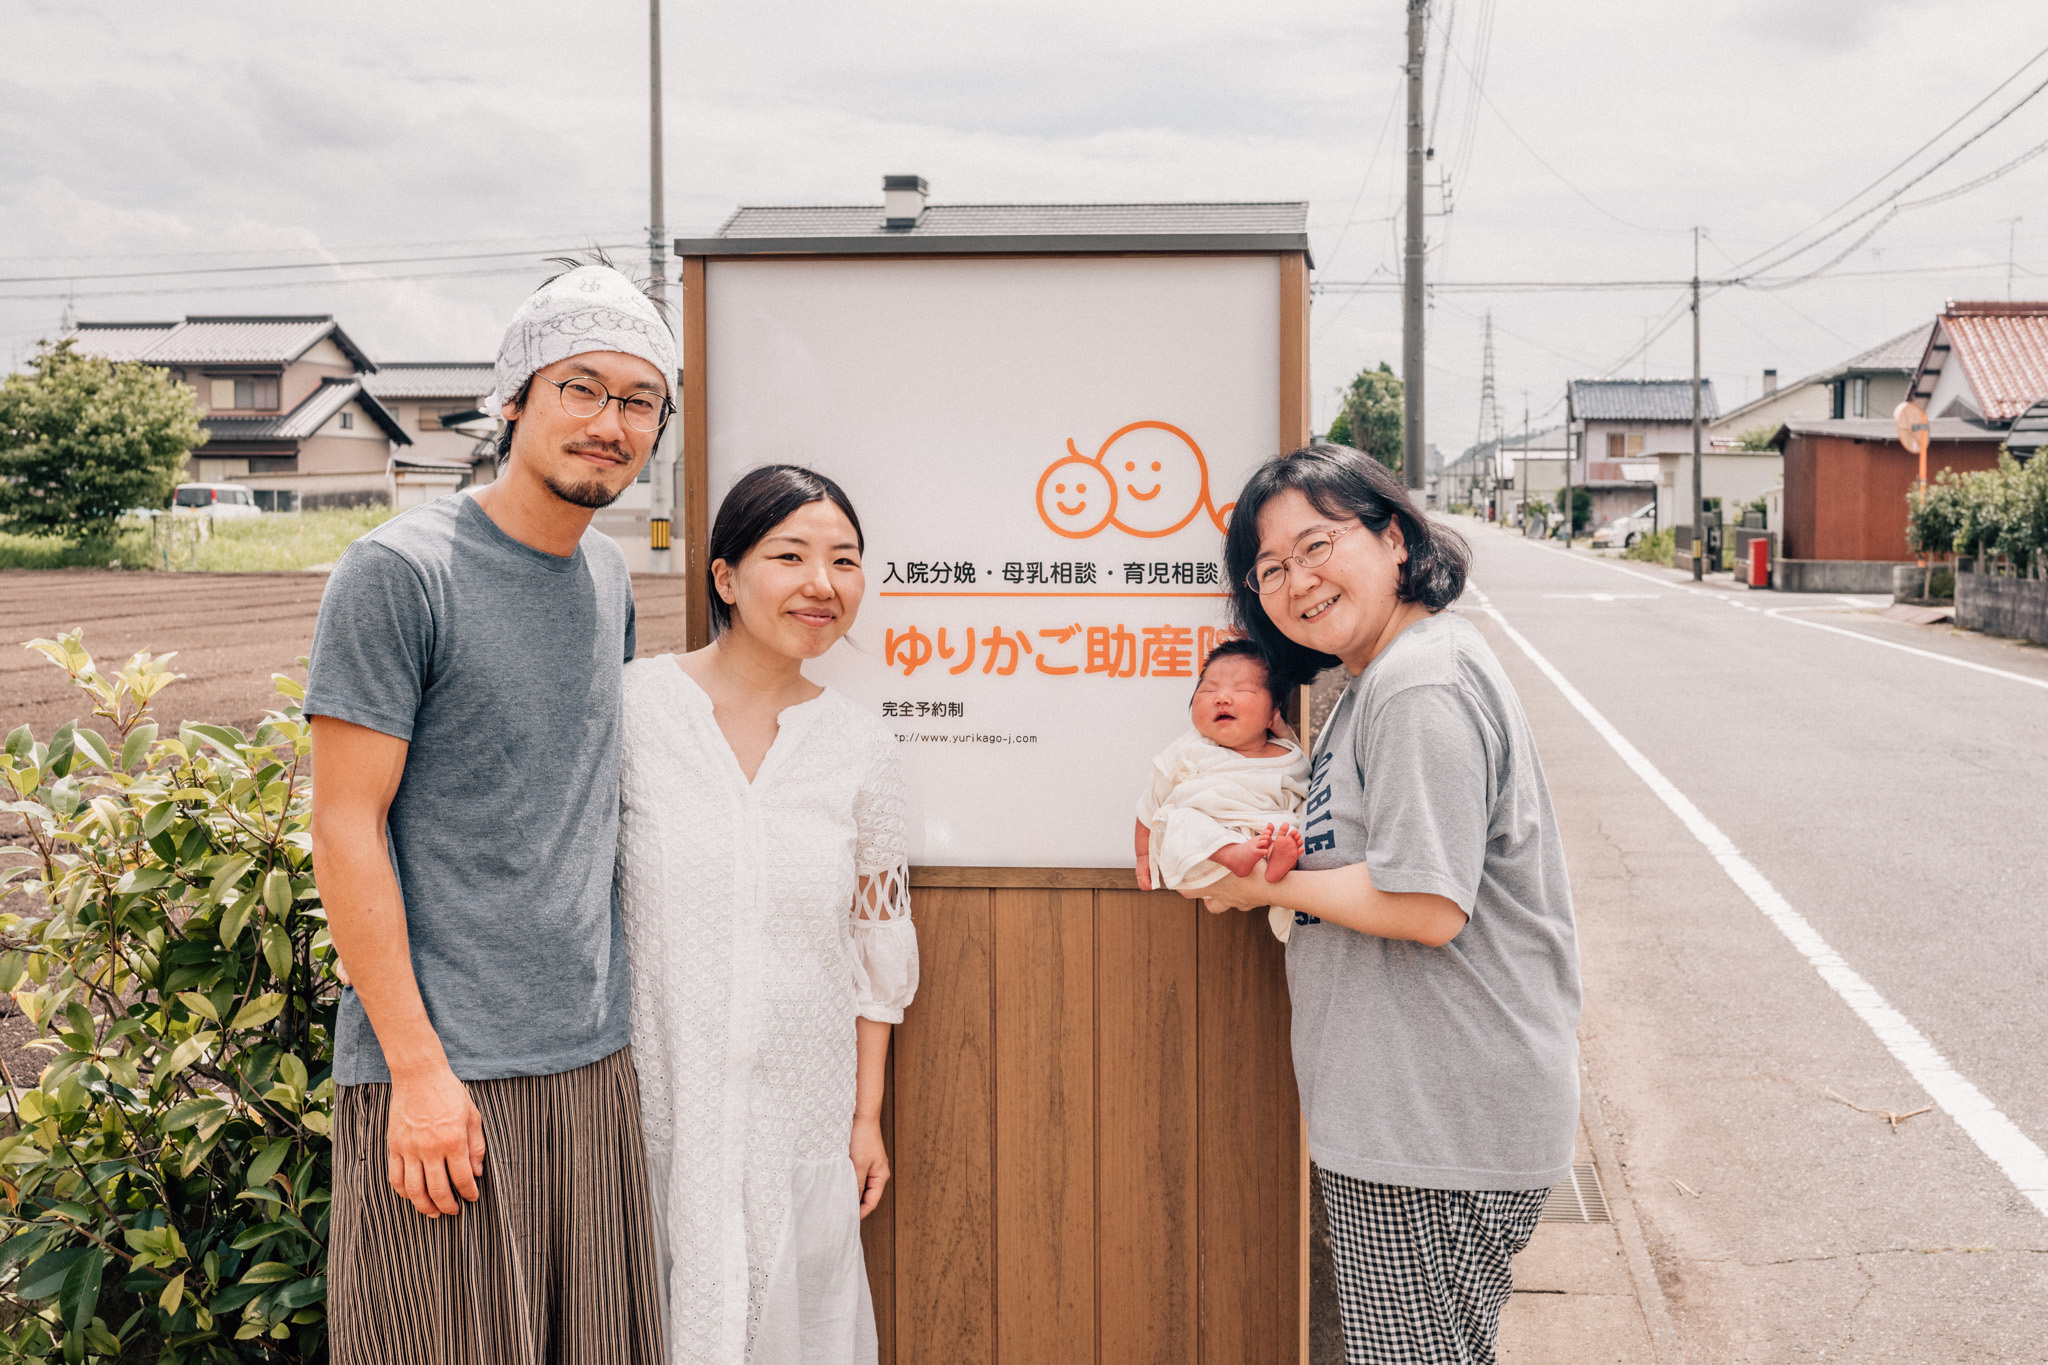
[1554,485,1592,534]
[1734,424,1778,451]
[1331,362,1404,474]
[0,340,203,540]
[1325,405,1353,448]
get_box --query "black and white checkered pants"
[1316,1166,1548,1365]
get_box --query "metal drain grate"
[1539,1162,1610,1223]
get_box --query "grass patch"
[0,506,396,572]
[1623,527,1676,567]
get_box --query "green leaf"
[158,1268,186,1313]
[59,1249,107,1335]
[218,890,257,949]
[15,1245,88,1300]
[260,921,291,982]
[140,797,176,840]
[229,992,286,1032]
[185,723,247,753]
[120,723,159,772]
[274,1274,326,1311]
[71,727,114,772]
[262,869,291,920]
[229,1219,292,1251]
[239,1260,295,1285]
[277,1052,309,1095]
[176,991,219,1023]
[114,866,173,894]
[158,1029,216,1081]
[244,1140,292,1190]
[0,950,23,993]
[4,724,29,760]
[162,1096,227,1132]
[271,674,306,701]
[207,854,254,909]
[47,722,76,778]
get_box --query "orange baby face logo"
[1036,450,1117,538]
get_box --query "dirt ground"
[2,569,696,739]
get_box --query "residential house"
[71,316,409,510]
[1706,324,1927,446]
[362,362,500,509]
[1440,424,1569,525]
[1906,299,2048,431]
[1566,379,1714,529]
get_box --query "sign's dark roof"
[679,201,1311,261]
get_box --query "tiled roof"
[364,363,494,401]
[1569,379,1720,423]
[1774,417,2003,444]
[200,378,409,446]
[70,316,374,370]
[1831,324,1932,376]
[716,201,1309,239]
[64,323,176,361]
[1940,302,2048,421]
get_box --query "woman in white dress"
[617,464,918,1365]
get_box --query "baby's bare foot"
[1263,825,1304,882]
[1212,839,1264,879]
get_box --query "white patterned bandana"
[490,264,676,414]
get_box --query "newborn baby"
[1134,640,1309,940]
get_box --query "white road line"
[1466,580,2048,1221]
[1764,608,2048,692]
[1487,527,2048,692]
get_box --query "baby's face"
[1191,655,1278,753]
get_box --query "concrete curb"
[1580,1076,1686,1365]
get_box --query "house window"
[1850,376,1869,418]
[208,376,279,410]
[338,411,355,430]
[209,379,235,409]
[1605,432,1645,459]
[1830,382,1846,419]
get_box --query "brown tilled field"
[2,569,695,740]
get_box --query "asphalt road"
[1457,523,2048,1362]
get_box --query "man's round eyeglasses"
[1247,523,1361,595]
[537,375,673,433]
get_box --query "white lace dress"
[617,660,919,1365]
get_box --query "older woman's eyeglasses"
[536,375,673,433]
[1246,523,1361,595]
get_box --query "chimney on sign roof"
[883,175,928,230]
[1762,368,1778,396]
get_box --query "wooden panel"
[993,889,1096,1363]
[893,887,996,1364]
[1196,908,1302,1364]
[681,254,711,651]
[860,1041,896,1361]
[1279,253,1312,456]
[912,865,1136,890]
[1097,888,1200,1363]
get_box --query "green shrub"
[0,632,336,1362]
[1623,527,1676,566]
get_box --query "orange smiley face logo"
[1035,448,1118,538]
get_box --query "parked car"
[171,483,262,520]
[1591,501,1657,549]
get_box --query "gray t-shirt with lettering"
[1289,609,1580,1191]
[306,493,636,1085]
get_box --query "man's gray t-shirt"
[1289,610,1580,1191]
[306,493,636,1085]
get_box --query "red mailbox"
[1749,534,1771,590]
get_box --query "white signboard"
[705,255,1281,866]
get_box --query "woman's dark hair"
[708,464,865,637]
[1222,441,1469,681]
[1194,637,1285,712]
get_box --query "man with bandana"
[307,263,672,1362]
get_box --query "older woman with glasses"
[1187,441,1581,1365]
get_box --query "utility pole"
[1401,0,1427,499]
[1519,393,1529,531]
[2005,217,2024,301]
[1563,384,1573,549]
[1691,226,1704,583]
[646,0,676,573]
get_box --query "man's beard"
[541,441,631,509]
[542,469,624,509]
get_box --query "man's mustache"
[563,439,633,465]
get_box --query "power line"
[0,242,640,286]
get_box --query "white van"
[172,483,263,520]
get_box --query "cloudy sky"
[4,0,2046,449]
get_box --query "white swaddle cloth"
[1137,728,1309,941]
